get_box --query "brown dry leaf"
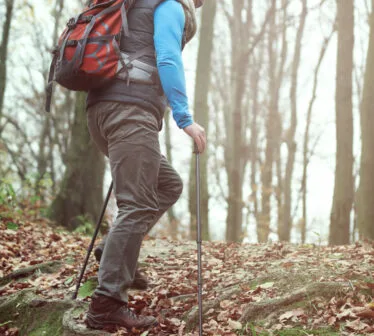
[292,308,305,317]
[169,318,181,326]
[219,300,232,309]
[177,322,185,336]
[367,301,374,310]
[228,318,242,330]
[345,318,369,332]
[363,325,374,333]
[279,310,294,321]
[260,282,274,289]
[282,261,294,269]
[328,316,337,325]
[337,309,356,320]
[217,310,229,322]
[273,324,283,330]
[208,319,219,327]
[366,282,374,289]
[356,308,374,319]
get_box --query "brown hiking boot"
[132,269,149,290]
[94,244,149,290]
[94,242,105,262]
[86,293,157,330]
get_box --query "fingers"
[195,131,206,153]
[200,134,206,153]
[199,127,206,153]
[183,122,206,153]
[195,136,203,153]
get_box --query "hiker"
[85,0,206,330]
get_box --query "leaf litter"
[1,207,374,335]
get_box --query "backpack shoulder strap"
[45,50,59,113]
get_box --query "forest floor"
[1,204,374,335]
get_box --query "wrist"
[180,119,194,130]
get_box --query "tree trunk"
[0,0,14,135]
[224,0,256,242]
[49,93,105,230]
[301,28,334,243]
[36,119,50,197]
[258,0,279,243]
[329,0,354,245]
[249,54,261,229]
[278,0,307,242]
[164,108,179,239]
[357,0,374,240]
[188,0,216,241]
[37,0,65,197]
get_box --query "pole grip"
[194,141,199,154]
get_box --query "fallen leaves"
[227,318,242,330]
[279,308,306,323]
[2,211,374,335]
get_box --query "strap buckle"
[67,17,77,29]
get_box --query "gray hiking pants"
[87,102,183,303]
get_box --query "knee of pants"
[170,176,183,203]
[115,204,159,235]
[176,177,183,197]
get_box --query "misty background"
[0,0,371,245]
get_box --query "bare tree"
[300,26,334,243]
[49,93,105,230]
[37,0,65,197]
[247,48,263,231]
[278,0,307,242]
[357,0,374,240]
[188,0,216,241]
[164,108,179,239]
[258,0,281,243]
[210,0,274,243]
[0,0,14,135]
[222,0,253,242]
[329,0,354,245]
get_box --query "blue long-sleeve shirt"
[154,0,193,129]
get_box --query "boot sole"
[86,313,158,330]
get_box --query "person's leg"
[95,103,161,303]
[85,102,159,329]
[145,155,183,234]
[94,156,183,260]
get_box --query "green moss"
[0,290,73,336]
[0,290,34,323]
[28,310,63,336]
[19,301,70,336]
[65,256,76,265]
[274,328,339,336]
[240,324,340,336]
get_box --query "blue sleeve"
[154,0,193,129]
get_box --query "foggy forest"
[1,0,374,335]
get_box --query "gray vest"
[122,0,164,66]
[87,0,168,124]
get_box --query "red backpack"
[45,0,135,112]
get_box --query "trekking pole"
[72,181,114,300]
[194,142,203,336]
